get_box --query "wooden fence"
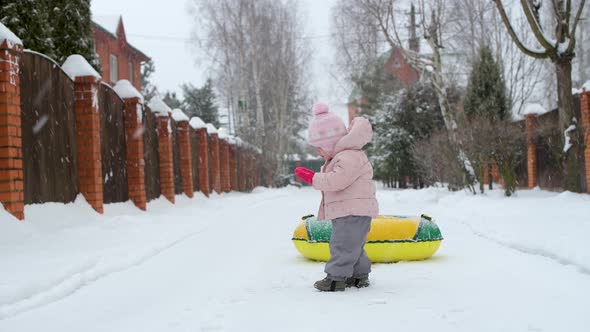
[0,42,265,221]
[516,93,589,192]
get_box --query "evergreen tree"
[163,91,182,110]
[141,60,158,103]
[463,46,508,121]
[51,0,100,70]
[370,82,445,187]
[0,0,55,58]
[181,79,220,127]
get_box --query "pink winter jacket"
[312,117,379,220]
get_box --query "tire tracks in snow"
[0,226,210,320]
[457,220,590,276]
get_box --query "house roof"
[92,15,150,61]
[347,47,414,103]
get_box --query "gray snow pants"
[325,215,372,281]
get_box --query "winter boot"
[313,277,346,292]
[345,277,370,288]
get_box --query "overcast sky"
[91,0,349,121]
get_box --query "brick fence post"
[148,99,174,203]
[114,80,146,210]
[62,55,104,213]
[239,147,246,192]
[157,115,174,202]
[195,127,210,197]
[580,89,590,192]
[220,138,231,193]
[0,35,24,220]
[229,140,238,191]
[172,110,193,198]
[189,117,209,197]
[207,124,221,194]
[482,164,489,185]
[525,114,537,189]
[267,162,273,188]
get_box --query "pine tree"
[463,46,508,121]
[51,0,100,70]
[141,60,158,103]
[163,91,182,110]
[181,79,220,127]
[0,0,55,58]
[370,82,445,187]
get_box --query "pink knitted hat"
[308,102,347,154]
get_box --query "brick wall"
[0,40,24,220]
[525,114,537,189]
[209,133,221,194]
[581,90,590,192]
[122,97,147,210]
[220,138,231,193]
[176,121,194,198]
[73,76,104,213]
[157,115,175,203]
[0,25,268,221]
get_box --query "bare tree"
[494,0,587,191]
[190,0,311,179]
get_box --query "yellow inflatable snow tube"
[292,215,443,263]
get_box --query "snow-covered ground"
[1,186,589,331]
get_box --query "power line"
[126,32,338,43]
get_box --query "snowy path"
[1,187,589,331]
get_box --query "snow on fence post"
[580,88,590,193]
[148,98,174,203]
[0,25,24,220]
[172,109,193,198]
[62,55,104,213]
[525,114,538,189]
[113,80,147,210]
[218,128,231,193]
[190,117,210,197]
[207,124,221,194]
[228,138,238,191]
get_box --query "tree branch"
[520,0,557,51]
[566,0,587,53]
[493,0,550,59]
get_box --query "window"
[128,61,133,84]
[110,54,118,82]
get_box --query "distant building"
[92,16,150,90]
[347,4,422,124]
[347,46,421,123]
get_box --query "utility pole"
[408,4,420,53]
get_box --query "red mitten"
[295,167,315,185]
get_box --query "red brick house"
[92,16,149,90]
[347,45,421,123]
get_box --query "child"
[295,102,379,291]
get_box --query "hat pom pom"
[313,102,329,116]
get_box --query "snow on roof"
[148,98,172,117]
[92,15,120,36]
[522,103,548,116]
[217,128,229,140]
[113,80,143,102]
[0,22,22,46]
[189,117,206,129]
[206,124,218,134]
[227,135,237,145]
[171,109,189,122]
[61,55,101,80]
[583,81,590,91]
